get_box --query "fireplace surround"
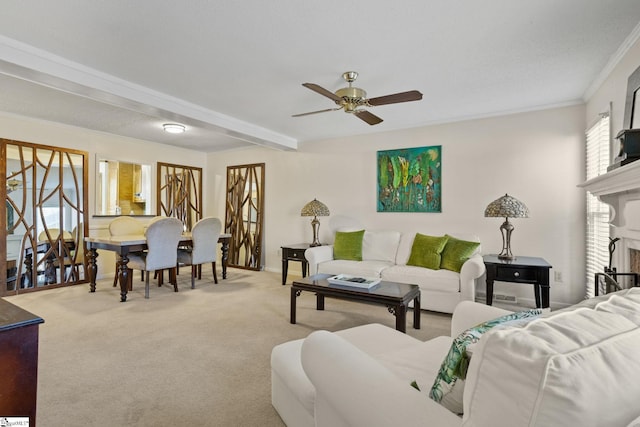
[580,160,640,277]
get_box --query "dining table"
[85,233,231,302]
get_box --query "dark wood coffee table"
[290,274,421,333]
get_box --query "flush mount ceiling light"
[163,123,186,134]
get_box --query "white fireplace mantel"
[579,159,640,273]
[578,160,640,198]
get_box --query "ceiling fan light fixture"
[293,71,422,126]
[163,123,186,134]
[335,86,366,100]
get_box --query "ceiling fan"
[292,71,423,125]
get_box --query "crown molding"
[583,22,640,102]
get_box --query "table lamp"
[301,198,330,247]
[484,193,529,260]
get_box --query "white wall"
[207,104,586,307]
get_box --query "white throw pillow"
[427,308,542,414]
[362,231,401,262]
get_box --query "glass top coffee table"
[290,274,421,333]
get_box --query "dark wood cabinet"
[0,298,44,426]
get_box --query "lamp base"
[498,218,516,261]
[310,216,321,247]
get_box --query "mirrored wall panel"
[157,162,202,231]
[225,163,264,271]
[95,157,152,216]
[2,139,88,296]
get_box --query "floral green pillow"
[440,235,480,273]
[412,308,542,414]
[333,230,365,261]
[406,233,449,270]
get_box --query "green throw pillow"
[406,233,449,270]
[333,230,365,261]
[424,308,543,414]
[440,235,480,273]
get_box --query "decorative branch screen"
[157,162,202,231]
[225,163,264,270]
[2,139,88,296]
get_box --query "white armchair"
[271,301,511,427]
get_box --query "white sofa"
[305,231,485,313]
[271,288,640,427]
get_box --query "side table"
[483,255,552,308]
[281,243,310,285]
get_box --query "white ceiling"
[0,1,639,152]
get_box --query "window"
[585,113,610,298]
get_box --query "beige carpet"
[6,269,452,427]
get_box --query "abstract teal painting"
[377,145,441,212]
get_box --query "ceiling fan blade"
[292,107,342,117]
[354,110,383,125]
[302,83,342,102]
[367,90,423,106]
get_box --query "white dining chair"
[177,217,222,288]
[37,228,73,242]
[126,217,183,298]
[109,216,145,288]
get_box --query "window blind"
[585,113,610,298]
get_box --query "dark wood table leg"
[221,240,229,279]
[534,284,541,308]
[118,254,130,302]
[395,304,407,333]
[44,257,56,284]
[88,248,98,292]
[302,260,308,278]
[316,293,325,310]
[290,287,298,324]
[541,284,550,308]
[539,268,550,308]
[486,274,495,305]
[23,253,33,288]
[413,295,421,329]
[282,258,288,286]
